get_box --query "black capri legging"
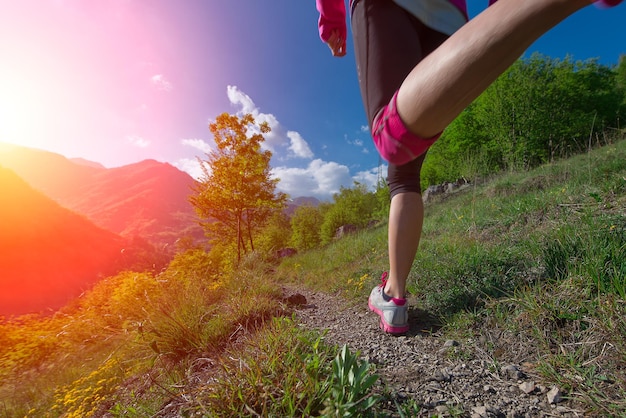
[350,0,448,198]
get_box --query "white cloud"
[127,135,150,148]
[353,164,387,190]
[226,85,256,114]
[181,138,212,154]
[226,85,314,159]
[151,74,172,91]
[272,158,352,200]
[287,131,313,159]
[217,86,384,201]
[361,125,370,133]
[174,157,211,180]
[348,136,371,154]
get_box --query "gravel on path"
[288,287,589,418]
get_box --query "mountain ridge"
[0,166,128,316]
[0,143,203,247]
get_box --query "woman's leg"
[386,190,423,298]
[396,0,591,138]
[351,0,448,303]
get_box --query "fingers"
[327,30,347,57]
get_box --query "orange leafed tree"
[190,113,287,262]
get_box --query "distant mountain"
[291,196,320,206]
[0,167,128,317]
[285,196,320,216]
[70,157,106,169]
[0,142,103,201]
[0,143,203,248]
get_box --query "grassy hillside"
[0,166,174,317]
[1,138,625,416]
[0,167,128,317]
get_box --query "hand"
[326,29,346,57]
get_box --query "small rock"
[433,369,452,382]
[519,381,536,394]
[435,405,449,415]
[486,405,502,416]
[547,386,563,404]
[285,293,307,306]
[443,339,460,347]
[501,364,523,380]
[471,405,488,418]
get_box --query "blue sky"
[1,0,625,200]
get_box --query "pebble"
[501,364,524,380]
[471,405,488,418]
[547,386,563,404]
[443,339,460,347]
[435,405,449,415]
[519,381,536,394]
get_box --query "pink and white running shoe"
[368,272,409,335]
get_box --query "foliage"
[166,248,220,284]
[320,182,377,244]
[423,54,626,186]
[185,317,335,417]
[0,245,286,417]
[190,113,287,263]
[372,178,391,220]
[321,344,380,417]
[51,358,125,418]
[615,54,626,101]
[4,136,626,417]
[290,204,324,251]
[255,211,292,256]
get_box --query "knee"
[387,157,423,199]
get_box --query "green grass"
[277,138,626,415]
[2,138,625,417]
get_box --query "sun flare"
[0,64,73,151]
[0,74,40,142]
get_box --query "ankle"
[383,285,405,300]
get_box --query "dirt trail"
[289,287,589,418]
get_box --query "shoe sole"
[368,299,409,335]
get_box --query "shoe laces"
[379,272,408,303]
[379,271,388,288]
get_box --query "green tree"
[190,113,287,262]
[615,54,626,111]
[320,182,376,244]
[256,212,292,256]
[429,53,626,185]
[372,177,390,221]
[290,205,323,251]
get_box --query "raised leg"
[396,0,591,139]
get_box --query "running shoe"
[368,272,409,335]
